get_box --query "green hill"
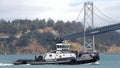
[0,19,120,54]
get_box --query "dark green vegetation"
[0,19,120,54]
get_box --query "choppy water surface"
[0,54,120,68]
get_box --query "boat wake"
[26,64,30,65]
[0,63,13,66]
[89,61,100,65]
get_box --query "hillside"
[0,19,120,54]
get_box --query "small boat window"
[49,55,52,57]
[50,51,56,53]
[57,45,69,48]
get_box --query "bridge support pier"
[84,2,96,52]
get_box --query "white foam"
[26,64,30,65]
[0,63,13,66]
[90,61,100,65]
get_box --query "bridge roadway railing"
[60,23,120,41]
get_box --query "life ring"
[59,55,62,58]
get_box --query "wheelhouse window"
[57,45,70,48]
[50,50,56,53]
[49,54,52,57]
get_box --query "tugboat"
[13,2,100,65]
[13,41,99,65]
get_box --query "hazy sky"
[0,0,120,26]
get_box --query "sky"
[0,0,120,27]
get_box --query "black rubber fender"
[70,59,76,64]
[21,60,27,64]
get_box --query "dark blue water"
[0,54,120,68]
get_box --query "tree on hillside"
[53,20,65,36]
[38,19,47,29]
[47,18,55,27]
[0,21,18,34]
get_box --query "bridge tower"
[83,2,96,52]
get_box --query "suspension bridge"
[57,2,120,52]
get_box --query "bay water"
[0,54,120,68]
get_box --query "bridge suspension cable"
[94,12,116,23]
[74,4,93,29]
[94,5,119,23]
[75,5,84,22]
